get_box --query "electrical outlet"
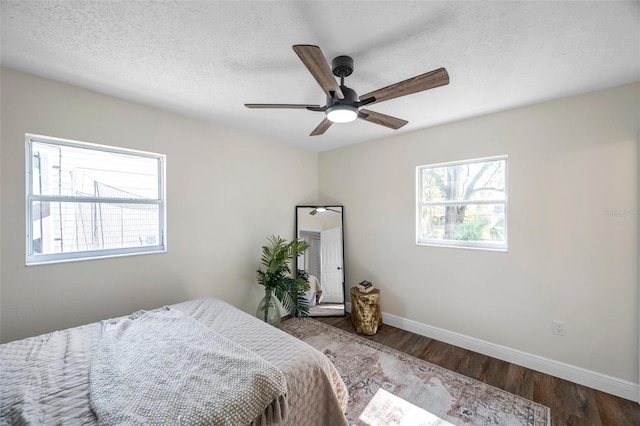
[552,320,566,336]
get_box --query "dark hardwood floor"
[314,314,640,426]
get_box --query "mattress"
[0,297,349,425]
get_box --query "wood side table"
[350,287,382,335]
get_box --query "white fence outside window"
[26,134,166,265]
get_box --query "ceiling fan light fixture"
[326,104,358,123]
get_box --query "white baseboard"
[345,302,639,402]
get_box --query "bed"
[0,297,349,425]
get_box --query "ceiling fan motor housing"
[328,86,359,106]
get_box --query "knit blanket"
[89,307,288,426]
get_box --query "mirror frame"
[295,205,346,317]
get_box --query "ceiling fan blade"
[310,118,333,136]
[292,45,344,100]
[245,103,322,109]
[360,68,449,105]
[359,109,408,129]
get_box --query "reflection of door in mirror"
[296,206,346,317]
[320,227,343,303]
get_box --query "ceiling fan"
[245,44,449,136]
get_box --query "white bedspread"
[0,297,349,426]
[90,307,288,426]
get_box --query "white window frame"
[416,155,508,251]
[25,134,166,265]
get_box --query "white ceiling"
[1,1,638,152]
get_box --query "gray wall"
[0,68,318,342]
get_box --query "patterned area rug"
[281,319,550,426]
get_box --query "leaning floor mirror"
[295,206,346,317]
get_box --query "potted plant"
[256,235,311,327]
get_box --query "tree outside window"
[417,156,507,251]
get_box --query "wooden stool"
[350,287,382,335]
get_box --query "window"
[416,156,507,251]
[26,134,166,265]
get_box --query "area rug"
[281,319,550,426]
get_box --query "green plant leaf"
[256,235,310,318]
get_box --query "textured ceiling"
[1,1,638,152]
